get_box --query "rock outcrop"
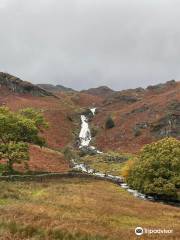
[0,72,54,97]
[150,101,180,138]
[103,93,141,105]
[37,84,75,93]
[147,80,177,93]
[102,87,145,105]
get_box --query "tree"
[0,107,48,173]
[126,138,180,200]
[19,108,48,131]
[105,116,115,129]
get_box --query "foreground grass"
[0,178,179,240]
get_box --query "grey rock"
[0,72,54,97]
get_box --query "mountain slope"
[91,80,180,153]
[0,72,83,172]
[0,72,179,155]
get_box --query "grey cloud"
[0,0,180,90]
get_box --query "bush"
[105,116,115,129]
[133,128,141,137]
[121,159,135,178]
[126,138,180,199]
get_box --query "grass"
[0,177,179,239]
[79,152,131,176]
[0,221,106,240]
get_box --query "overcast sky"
[0,0,180,90]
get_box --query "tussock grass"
[0,178,179,240]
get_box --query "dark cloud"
[0,0,180,90]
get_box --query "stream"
[72,108,153,201]
[71,108,180,207]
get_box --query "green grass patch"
[79,152,132,176]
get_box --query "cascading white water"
[79,108,96,148]
[90,108,96,115]
[79,115,92,148]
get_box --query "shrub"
[105,116,115,129]
[121,159,135,178]
[133,128,141,137]
[126,138,180,199]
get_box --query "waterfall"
[79,108,97,148]
[79,115,92,148]
[90,108,96,115]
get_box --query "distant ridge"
[37,84,75,93]
[81,86,115,97]
[102,80,179,105]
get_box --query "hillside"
[0,73,82,172]
[15,145,70,173]
[0,72,179,160]
[91,80,180,153]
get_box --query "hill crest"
[81,86,115,97]
[0,72,54,97]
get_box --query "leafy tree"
[126,138,180,199]
[105,116,115,129]
[0,107,48,173]
[19,108,48,131]
[0,142,29,173]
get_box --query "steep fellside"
[91,80,180,153]
[0,73,83,172]
[1,72,179,155]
